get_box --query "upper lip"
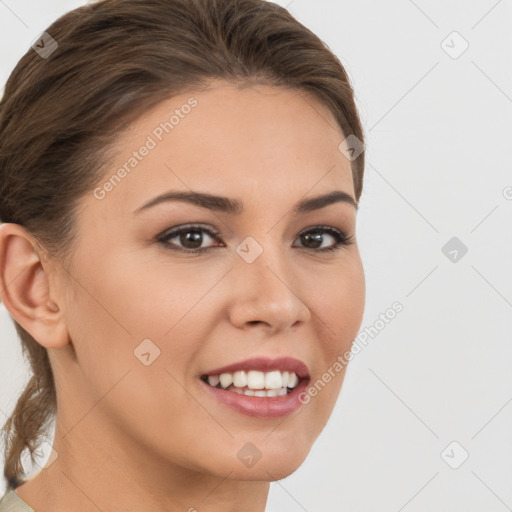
[202,357,310,379]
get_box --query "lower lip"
[200,378,310,419]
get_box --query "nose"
[228,244,311,334]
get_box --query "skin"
[0,80,365,512]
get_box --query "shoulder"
[0,488,36,512]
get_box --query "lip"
[201,356,310,379]
[199,356,310,419]
[200,376,310,419]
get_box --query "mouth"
[199,357,310,418]
[200,369,302,397]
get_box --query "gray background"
[1,0,511,510]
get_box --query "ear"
[0,223,69,349]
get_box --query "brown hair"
[0,0,365,489]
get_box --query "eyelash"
[156,224,355,254]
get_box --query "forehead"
[89,81,354,216]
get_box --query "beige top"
[0,488,35,512]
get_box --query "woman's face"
[50,80,365,481]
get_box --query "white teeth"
[232,371,247,387]
[287,372,298,388]
[207,375,220,387]
[219,373,233,388]
[265,370,283,390]
[242,386,289,397]
[206,369,301,393]
[247,371,265,389]
[212,383,291,397]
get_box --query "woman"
[0,0,366,510]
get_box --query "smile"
[199,356,310,418]
[200,370,300,397]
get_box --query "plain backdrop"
[1,1,511,510]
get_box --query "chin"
[225,434,313,481]
[228,450,310,482]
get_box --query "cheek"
[332,270,365,343]
[76,248,205,338]
[295,257,365,424]
[310,258,365,355]
[67,250,219,405]
[61,257,212,464]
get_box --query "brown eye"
[294,226,354,252]
[176,229,206,250]
[158,224,222,253]
[157,224,354,255]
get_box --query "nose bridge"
[229,235,310,330]
[237,232,291,292]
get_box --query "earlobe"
[0,223,69,349]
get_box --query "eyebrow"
[133,189,358,215]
